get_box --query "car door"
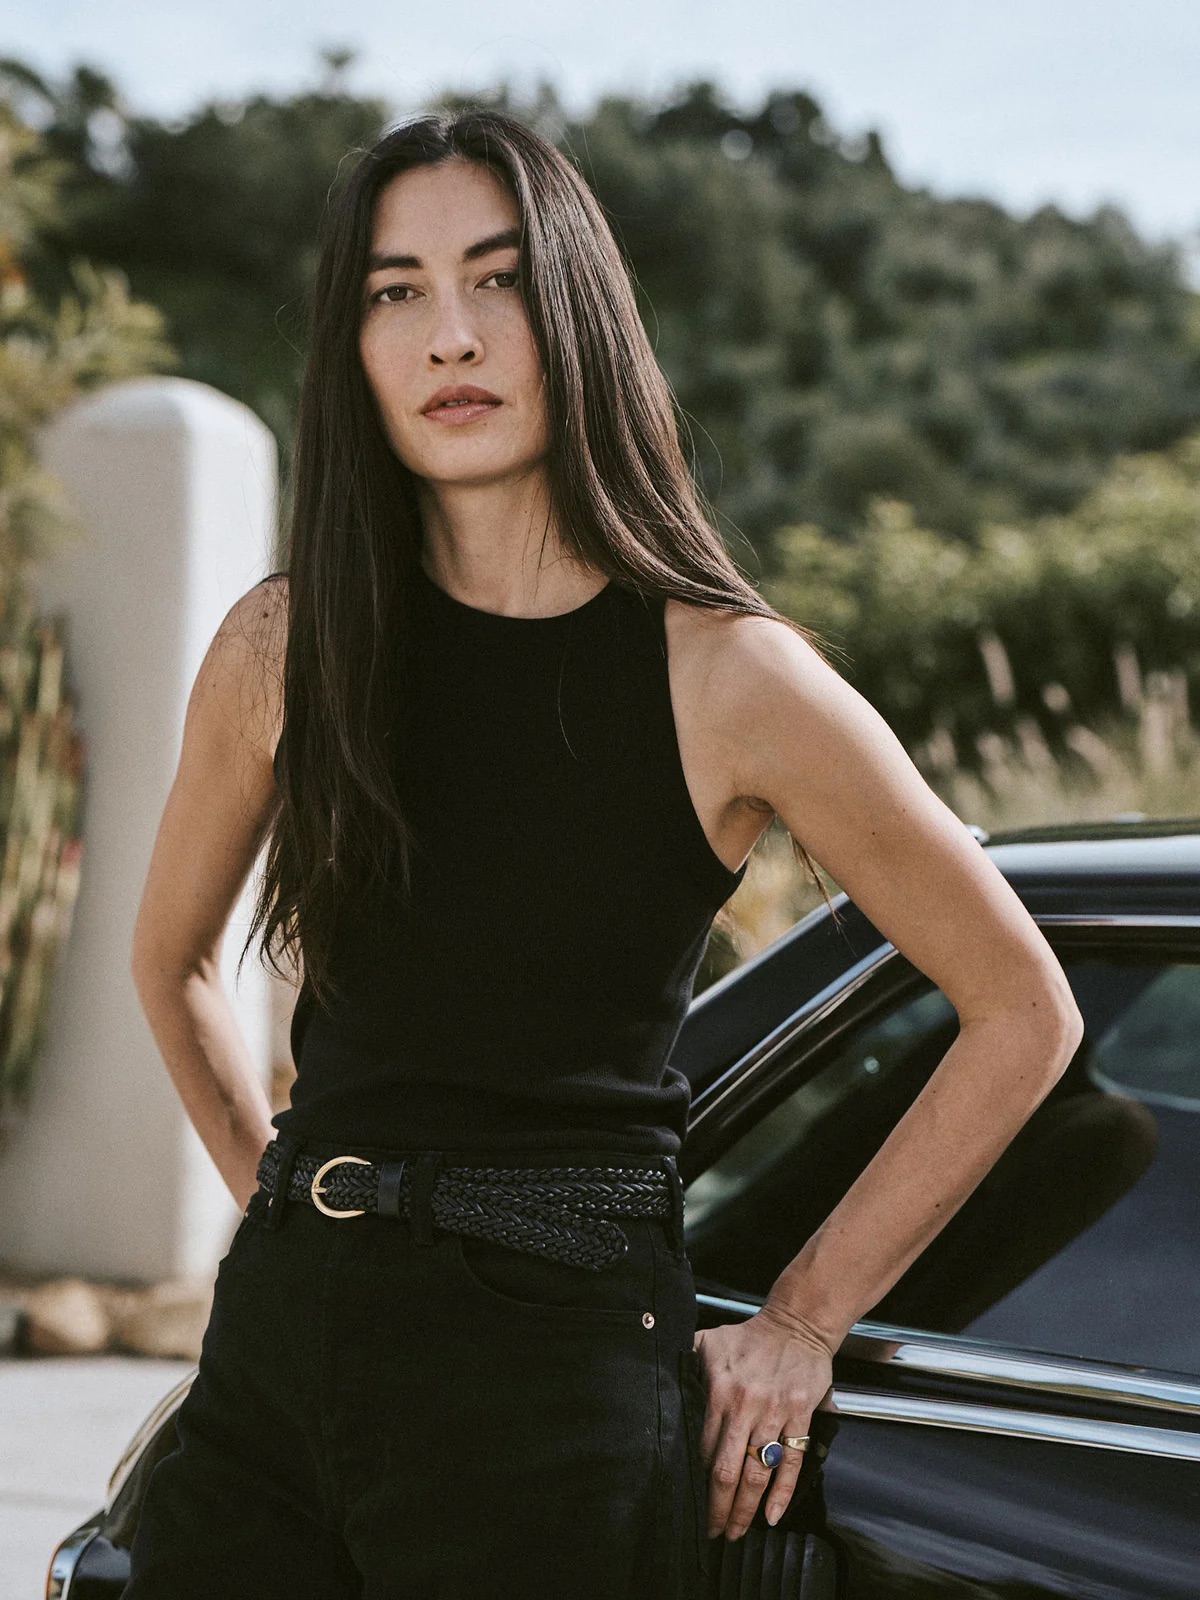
[682,919,1200,1598]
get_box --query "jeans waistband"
[266,1132,677,1169]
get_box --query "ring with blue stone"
[747,1439,785,1470]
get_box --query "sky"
[11,0,1200,277]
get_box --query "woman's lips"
[422,400,502,424]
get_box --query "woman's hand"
[693,1304,836,1540]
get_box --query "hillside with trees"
[6,59,1198,568]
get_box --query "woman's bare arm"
[130,576,288,1212]
[708,610,1085,1350]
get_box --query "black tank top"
[269,562,747,1157]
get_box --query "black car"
[48,815,1200,1599]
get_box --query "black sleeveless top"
[269,562,747,1157]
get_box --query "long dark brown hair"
[241,106,842,1010]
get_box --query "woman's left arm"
[694,612,1085,1542]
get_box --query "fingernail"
[766,1506,781,1526]
[727,1525,744,1541]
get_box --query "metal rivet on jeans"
[642,1311,655,1328]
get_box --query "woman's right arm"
[130,575,289,1212]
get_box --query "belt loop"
[265,1132,302,1231]
[408,1152,442,1246]
[664,1156,686,1261]
[376,1158,407,1219]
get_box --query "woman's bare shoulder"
[661,593,817,821]
[201,571,289,764]
[218,571,288,672]
[663,592,821,706]
[245,569,289,622]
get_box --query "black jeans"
[121,1138,711,1599]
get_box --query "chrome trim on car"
[690,941,897,1123]
[831,1387,1200,1462]
[697,1295,1200,1420]
[1031,913,1200,929]
[697,1288,768,1320]
[45,1518,104,1599]
[104,1366,197,1510]
[841,1321,1200,1416]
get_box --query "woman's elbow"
[1037,980,1085,1081]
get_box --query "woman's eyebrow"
[365,226,522,275]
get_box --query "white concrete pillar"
[0,376,279,1283]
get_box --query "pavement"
[1,1352,193,1599]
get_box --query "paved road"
[1,1353,192,1599]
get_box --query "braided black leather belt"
[255,1140,674,1271]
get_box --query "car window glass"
[683,985,957,1236]
[684,951,1200,1377]
[1085,963,1200,1111]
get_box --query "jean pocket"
[449,1222,657,1326]
[224,1187,268,1261]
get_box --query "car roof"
[977,812,1200,867]
[977,814,1200,913]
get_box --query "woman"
[124,108,1084,1598]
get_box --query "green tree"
[573,80,1199,557]
[767,432,1200,759]
[13,58,1200,566]
[0,70,175,563]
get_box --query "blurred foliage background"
[9,57,1197,559]
[2,49,1198,995]
[0,86,176,1133]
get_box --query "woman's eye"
[369,269,518,307]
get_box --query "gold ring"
[781,1435,810,1450]
[310,1154,371,1217]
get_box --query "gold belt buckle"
[310,1154,371,1218]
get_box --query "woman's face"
[358,157,549,492]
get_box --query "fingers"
[705,1406,810,1540]
[692,1321,831,1542]
[763,1434,810,1527]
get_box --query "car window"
[1084,963,1200,1111]
[683,984,958,1236]
[683,949,1200,1377]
